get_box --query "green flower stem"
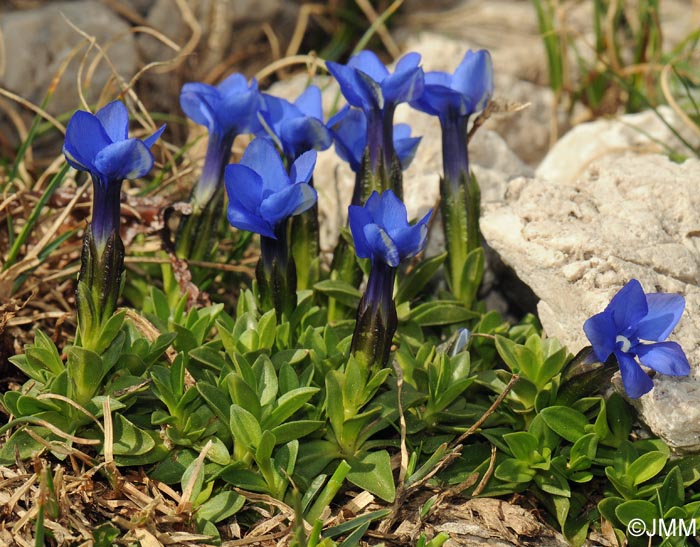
[175,185,225,263]
[290,199,320,291]
[351,261,397,369]
[76,226,124,352]
[441,171,481,304]
[258,225,297,320]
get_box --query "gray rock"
[481,152,700,451]
[537,106,700,184]
[0,1,137,114]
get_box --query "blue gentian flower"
[63,100,163,352]
[411,49,493,185]
[225,138,317,318]
[258,86,332,162]
[349,190,431,268]
[225,138,317,239]
[583,279,690,398]
[348,190,431,368]
[328,106,421,172]
[180,73,264,207]
[326,51,424,202]
[63,100,164,248]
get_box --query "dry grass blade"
[661,63,700,138]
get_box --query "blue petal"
[348,204,374,259]
[411,84,465,117]
[217,73,250,96]
[395,135,421,170]
[224,164,263,212]
[583,310,617,363]
[180,82,221,132]
[260,183,317,224]
[383,56,424,104]
[227,205,275,238]
[615,350,654,398]
[289,150,317,184]
[348,50,389,82]
[240,138,288,192]
[392,216,429,260]
[452,49,494,113]
[355,70,384,109]
[377,189,409,234]
[634,292,685,341]
[280,117,332,157]
[364,223,400,267]
[143,125,166,149]
[294,85,324,119]
[607,279,648,333]
[363,191,383,220]
[95,101,129,142]
[94,139,154,181]
[63,110,112,172]
[326,61,367,109]
[329,106,366,171]
[636,342,691,376]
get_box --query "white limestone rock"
[481,152,700,451]
[537,107,700,184]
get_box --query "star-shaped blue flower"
[225,138,317,239]
[583,279,690,398]
[258,85,332,162]
[63,100,164,247]
[328,106,421,173]
[348,190,431,267]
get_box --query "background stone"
[0,1,137,115]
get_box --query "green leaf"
[409,300,479,326]
[66,346,105,406]
[494,458,536,484]
[257,309,277,349]
[659,467,684,512]
[264,387,319,429]
[181,456,206,504]
[569,433,598,471]
[347,450,396,502]
[195,491,245,524]
[598,496,624,527]
[396,252,447,303]
[189,346,226,371]
[629,452,668,486]
[615,499,658,526]
[495,335,538,379]
[503,432,539,463]
[229,405,262,451]
[111,414,156,456]
[227,374,262,421]
[540,406,589,443]
[314,279,362,308]
[270,420,324,445]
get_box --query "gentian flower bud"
[410,50,493,304]
[348,190,431,367]
[583,279,690,398]
[63,100,164,351]
[327,51,424,203]
[225,138,317,318]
